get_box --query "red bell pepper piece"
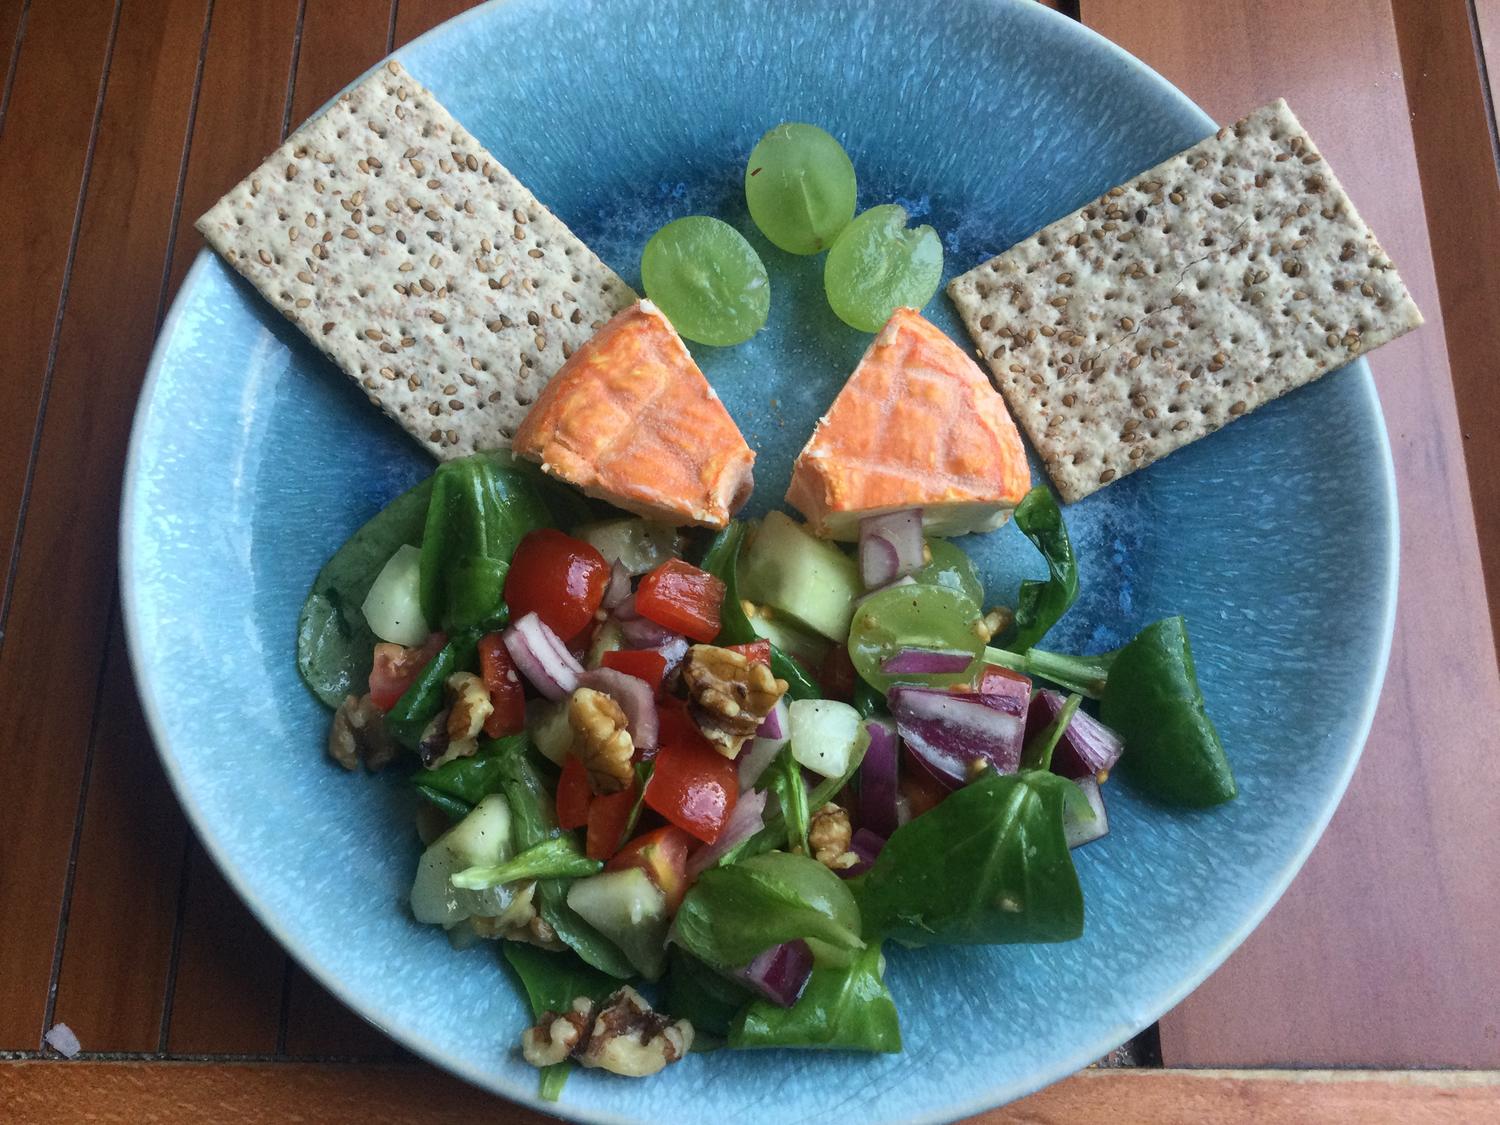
[367,632,446,712]
[644,706,738,844]
[503,528,610,642]
[556,755,592,831]
[600,649,669,694]
[727,639,772,666]
[477,631,527,738]
[634,558,725,643]
[586,784,638,861]
[606,825,695,914]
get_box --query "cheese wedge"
[786,308,1031,539]
[512,301,755,528]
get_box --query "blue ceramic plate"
[122,1,1397,1121]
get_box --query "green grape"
[640,216,770,347]
[744,123,857,255]
[823,204,943,333]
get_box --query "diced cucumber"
[789,699,865,779]
[566,868,669,980]
[749,612,830,670]
[361,544,430,646]
[575,518,682,576]
[739,512,861,642]
[410,794,513,926]
[528,699,574,766]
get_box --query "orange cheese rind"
[512,301,755,529]
[786,307,1031,539]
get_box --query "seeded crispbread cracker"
[196,60,635,459]
[948,99,1422,503]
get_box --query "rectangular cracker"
[947,99,1422,503]
[197,60,636,459]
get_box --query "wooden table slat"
[0,0,30,136]
[1475,0,1500,130]
[283,966,405,1061]
[1083,0,1500,1068]
[0,0,123,1050]
[395,0,482,47]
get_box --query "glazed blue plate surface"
[122,1,1397,1121]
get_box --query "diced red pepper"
[644,710,738,844]
[606,825,695,914]
[974,664,1032,695]
[367,632,446,712]
[601,649,669,694]
[634,558,725,643]
[503,528,610,642]
[556,755,592,830]
[727,639,772,666]
[818,644,858,701]
[586,784,638,861]
[477,631,526,738]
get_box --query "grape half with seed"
[640,216,770,347]
[823,204,943,332]
[745,123,858,255]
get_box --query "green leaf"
[1007,486,1079,652]
[770,646,822,700]
[1021,693,1082,773]
[419,453,555,634]
[672,858,864,970]
[412,784,472,821]
[502,944,620,1103]
[983,644,1116,700]
[662,948,752,1044]
[1104,616,1237,807]
[856,769,1084,946]
[452,836,601,890]
[776,748,811,856]
[295,478,433,708]
[729,943,901,1052]
[413,732,527,805]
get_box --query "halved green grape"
[823,204,943,332]
[744,123,857,255]
[640,216,770,346]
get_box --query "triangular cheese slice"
[786,307,1031,539]
[513,301,755,528]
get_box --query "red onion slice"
[890,685,1026,788]
[880,647,978,676]
[737,734,785,791]
[836,828,886,879]
[857,509,924,589]
[579,667,659,751]
[601,560,632,611]
[502,612,582,702]
[1026,689,1125,778]
[756,697,790,740]
[857,719,900,839]
[617,612,678,648]
[733,939,814,1007]
[687,788,767,875]
[1064,776,1110,848]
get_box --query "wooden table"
[2,0,1497,1120]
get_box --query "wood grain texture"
[15,0,207,1055]
[394,0,477,45]
[0,0,29,135]
[1400,0,1500,648]
[0,0,119,1050]
[283,966,405,1061]
[0,1063,1496,1125]
[1081,0,1500,1068]
[1476,0,1500,118]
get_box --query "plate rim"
[120,1,1401,1119]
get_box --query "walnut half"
[521,987,693,1078]
[809,802,859,871]
[568,687,634,794]
[681,645,788,759]
[327,693,397,772]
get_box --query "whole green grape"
[744,123,858,255]
[640,216,770,347]
[823,204,943,332]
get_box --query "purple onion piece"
[890,685,1026,788]
[1064,776,1110,849]
[836,828,887,879]
[687,788,768,876]
[857,510,924,589]
[756,697,790,740]
[1025,690,1125,779]
[601,560,632,611]
[737,735,785,792]
[733,939,814,1007]
[617,612,678,648]
[880,647,978,676]
[502,613,582,702]
[857,719,900,839]
[578,667,660,750]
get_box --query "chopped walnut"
[809,802,859,870]
[568,687,634,794]
[521,996,593,1067]
[681,644,789,758]
[327,693,397,771]
[417,673,493,769]
[972,606,1015,643]
[469,883,564,949]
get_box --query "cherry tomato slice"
[503,528,610,643]
[635,558,725,643]
[556,754,592,830]
[368,633,446,712]
[600,649,669,694]
[645,708,738,844]
[586,784,638,860]
[477,631,526,738]
[728,639,772,666]
[606,825,695,913]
